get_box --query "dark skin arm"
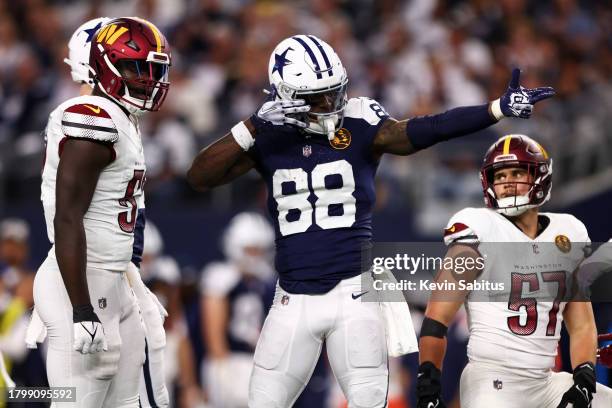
[54,139,113,307]
[371,103,497,160]
[187,119,256,192]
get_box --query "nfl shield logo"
[98,297,107,309]
[281,295,290,305]
[302,145,312,157]
[493,379,503,390]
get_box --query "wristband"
[73,304,100,323]
[490,99,504,120]
[231,121,255,151]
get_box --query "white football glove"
[73,304,107,354]
[146,286,168,322]
[73,321,108,354]
[256,100,310,128]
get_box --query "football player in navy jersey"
[188,35,555,408]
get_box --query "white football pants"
[460,361,612,408]
[126,263,169,408]
[33,256,146,407]
[249,275,388,408]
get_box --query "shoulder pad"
[344,97,389,125]
[61,104,119,143]
[546,213,591,243]
[444,207,490,246]
[199,262,240,296]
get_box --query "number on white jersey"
[118,170,145,233]
[507,271,566,336]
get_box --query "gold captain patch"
[330,128,351,149]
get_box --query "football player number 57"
[273,160,356,236]
[507,271,566,336]
[118,170,145,233]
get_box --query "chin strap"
[323,117,336,140]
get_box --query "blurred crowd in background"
[0,0,611,407]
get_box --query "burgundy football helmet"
[89,17,170,113]
[480,134,552,216]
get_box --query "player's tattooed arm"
[374,69,555,161]
[55,139,113,307]
[187,120,256,191]
[371,118,415,159]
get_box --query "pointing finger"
[529,88,556,103]
[509,68,521,89]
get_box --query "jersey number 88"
[273,159,356,236]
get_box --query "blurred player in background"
[32,17,171,407]
[0,218,46,404]
[199,212,275,408]
[418,134,612,408]
[188,33,554,407]
[140,221,207,408]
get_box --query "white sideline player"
[416,134,612,408]
[200,212,275,408]
[33,17,171,407]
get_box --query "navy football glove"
[556,362,596,408]
[494,68,555,119]
[416,362,446,408]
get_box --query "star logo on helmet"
[272,47,293,80]
[83,21,103,43]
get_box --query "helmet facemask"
[482,161,552,217]
[274,78,348,140]
[112,52,170,114]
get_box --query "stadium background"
[0,0,610,406]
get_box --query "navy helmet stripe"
[292,36,323,79]
[307,35,333,77]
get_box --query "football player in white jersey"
[33,17,171,407]
[62,17,171,407]
[188,34,555,408]
[417,134,612,408]
[200,212,275,407]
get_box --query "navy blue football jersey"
[200,262,270,353]
[249,97,389,294]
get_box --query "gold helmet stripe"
[537,142,549,159]
[502,135,512,155]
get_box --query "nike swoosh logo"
[83,104,101,114]
[351,291,368,300]
[81,322,98,341]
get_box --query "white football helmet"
[268,35,348,139]
[64,17,111,86]
[222,212,275,280]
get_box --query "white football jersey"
[444,207,590,370]
[41,95,145,271]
